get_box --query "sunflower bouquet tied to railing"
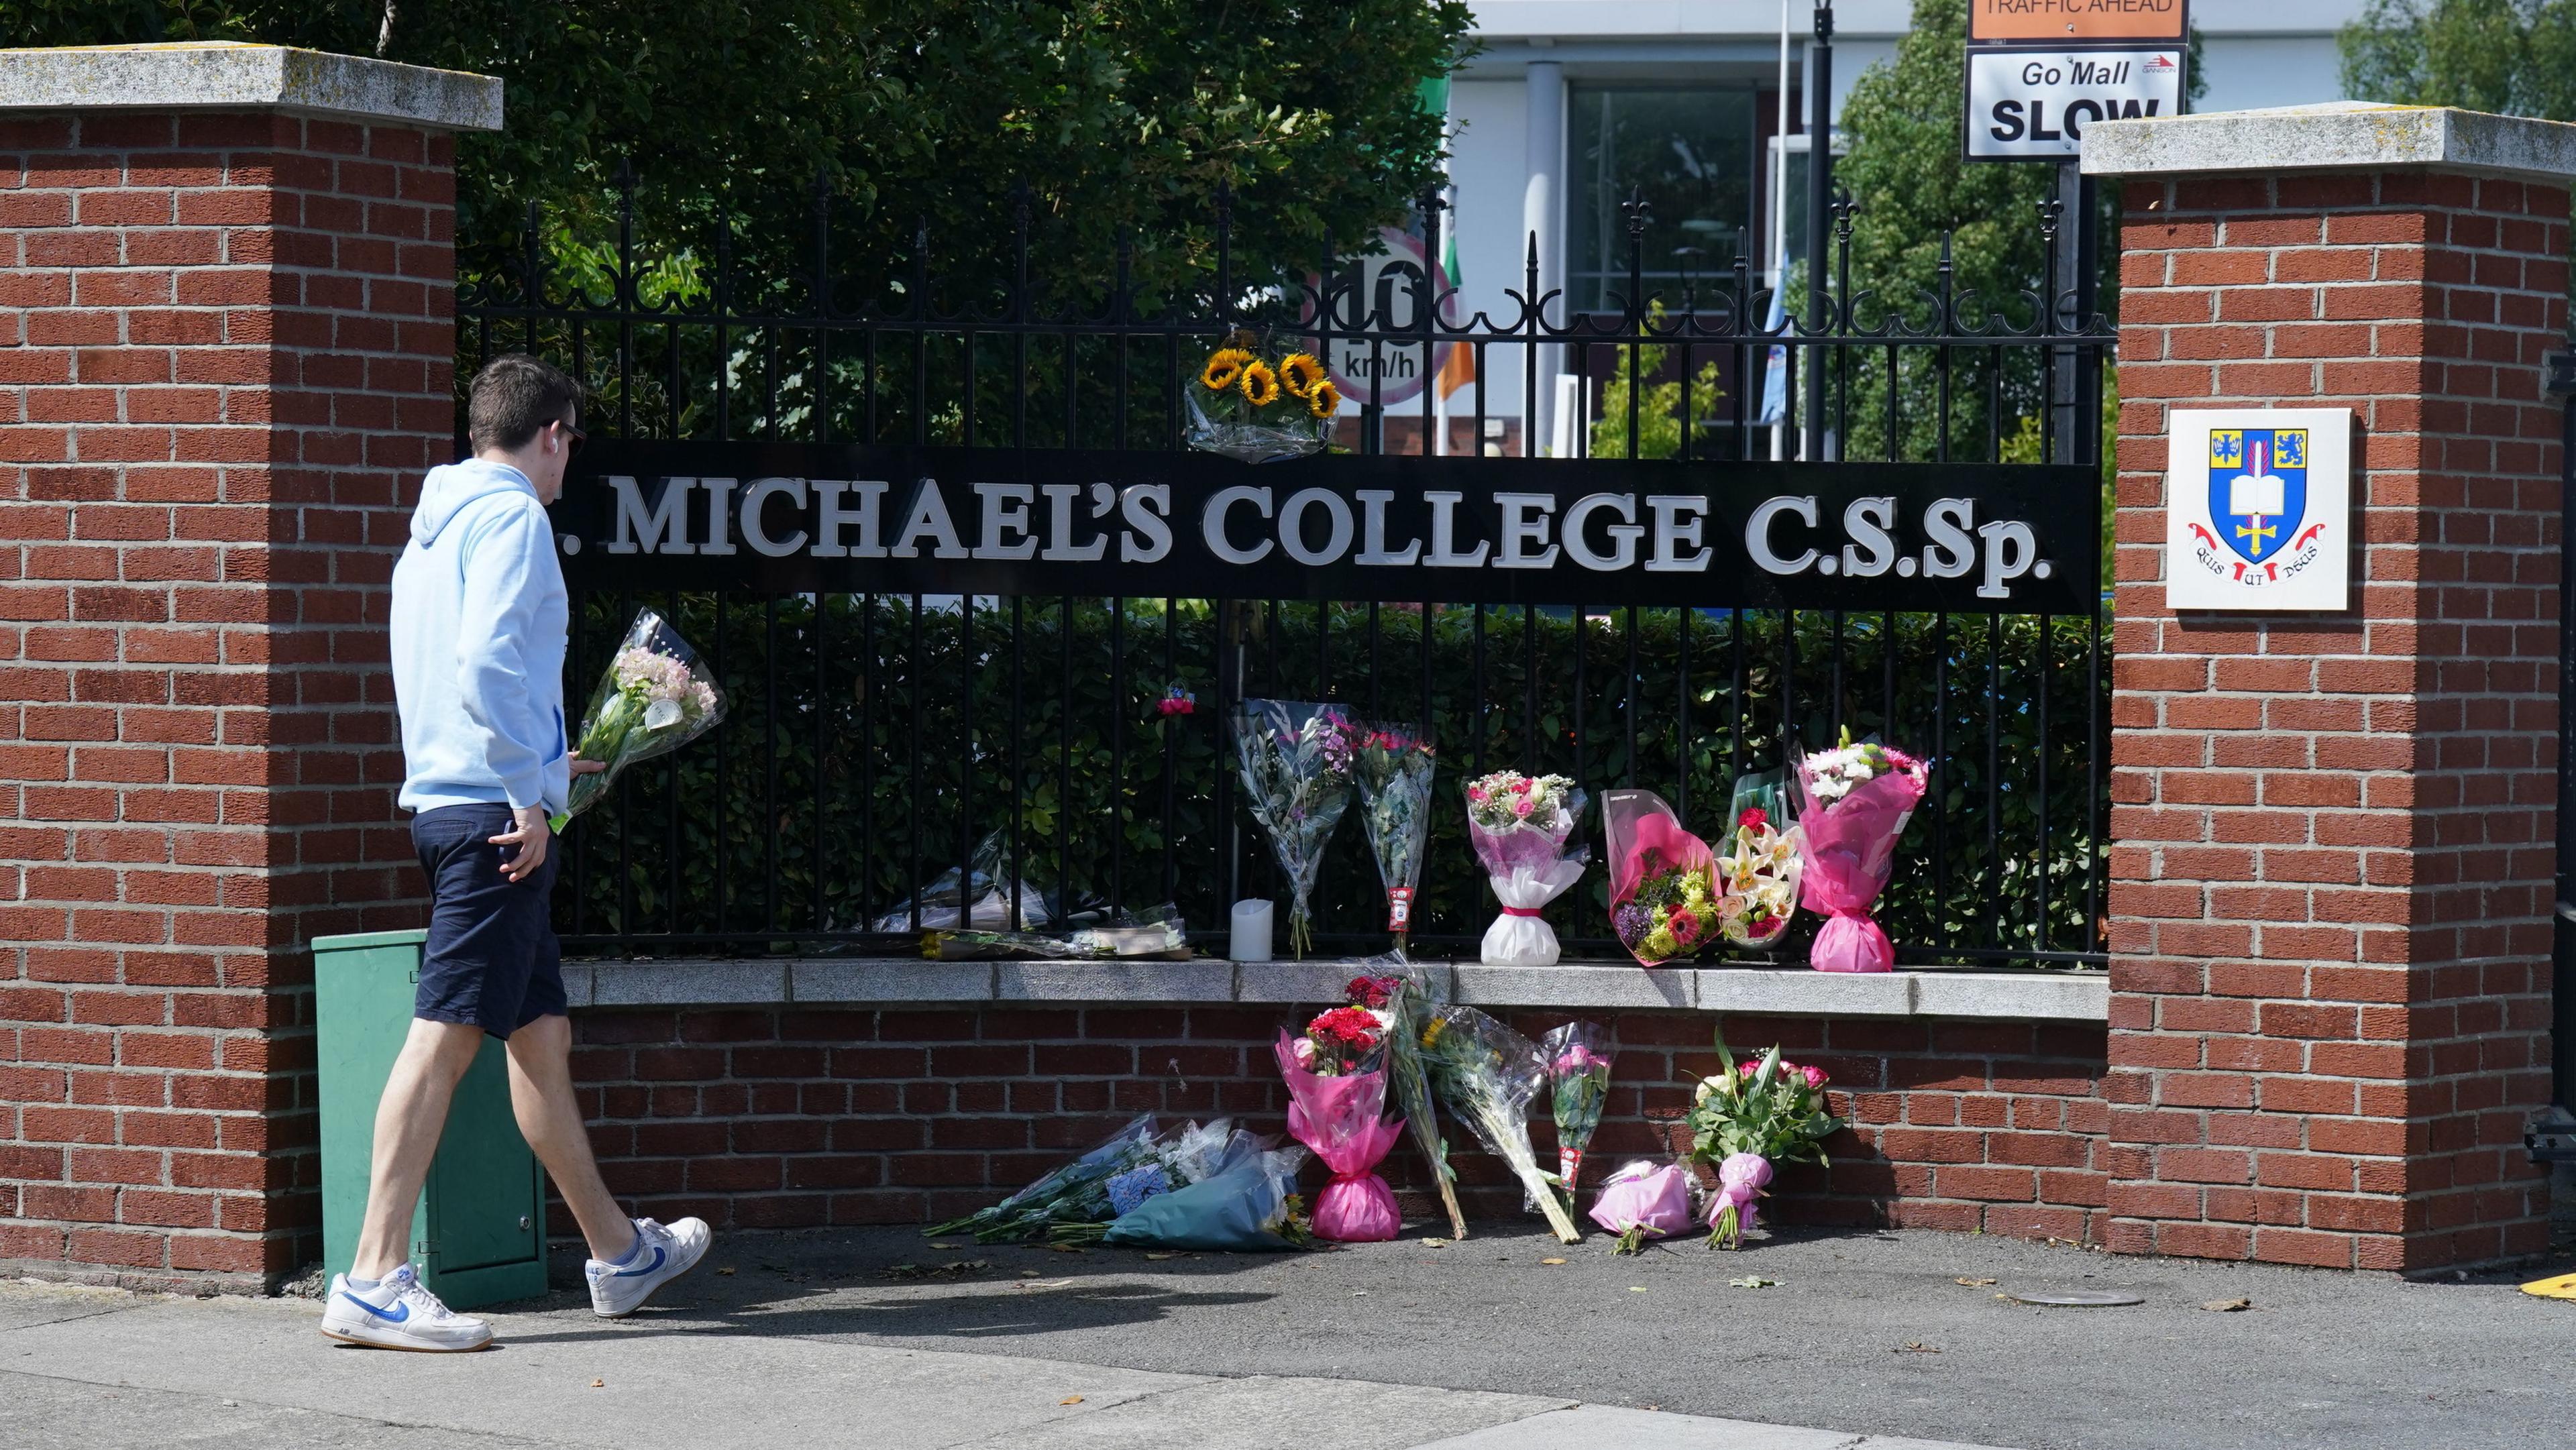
[1186,331,1342,463]
[552,607,726,832]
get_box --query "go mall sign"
[551,443,2100,613]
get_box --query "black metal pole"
[1802,3,1833,463]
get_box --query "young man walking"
[321,355,710,1351]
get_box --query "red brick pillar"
[0,46,500,1290]
[2091,105,2569,1271]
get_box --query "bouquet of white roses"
[553,608,725,832]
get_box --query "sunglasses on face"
[555,418,587,456]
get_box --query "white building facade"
[1440,1,2369,453]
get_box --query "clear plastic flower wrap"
[1417,1004,1581,1243]
[1185,332,1339,464]
[1540,1021,1614,1198]
[1350,722,1437,952]
[1353,957,1468,1239]
[920,903,1187,960]
[1052,1135,1314,1252]
[553,606,727,831]
[1463,771,1589,968]
[1230,700,1359,957]
[924,1116,1241,1243]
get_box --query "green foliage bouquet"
[1684,1042,1840,1171]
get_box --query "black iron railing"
[459,172,2115,967]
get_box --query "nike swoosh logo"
[611,1245,665,1278]
[340,1292,409,1323]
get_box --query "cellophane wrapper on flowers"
[1789,733,1930,973]
[1539,1021,1613,1198]
[553,607,726,831]
[1419,1005,1582,1243]
[1707,1152,1774,1250]
[1185,333,1340,464]
[1354,958,1468,1239]
[1713,807,1801,948]
[922,902,1187,960]
[928,1116,1243,1243]
[1587,1160,1698,1255]
[1273,1030,1403,1242]
[1230,700,1358,958]
[1095,1142,1313,1251]
[1601,789,1720,967]
[1464,772,1589,968]
[1351,722,1437,950]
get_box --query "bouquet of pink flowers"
[1601,789,1719,968]
[1464,771,1589,968]
[1539,1021,1613,1198]
[1589,1160,1698,1255]
[1685,1041,1839,1247]
[554,608,726,831]
[1273,1019,1403,1243]
[1789,731,1930,973]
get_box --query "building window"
[1567,86,1758,315]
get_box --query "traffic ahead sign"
[1970,0,2188,44]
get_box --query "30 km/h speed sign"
[1964,47,2183,161]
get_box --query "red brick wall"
[0,111,449,1288]
[566,1006,2109,1241]
[2110,170,2565,1270]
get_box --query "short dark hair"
[467,353,582,452]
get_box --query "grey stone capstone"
[2084,101,2576,182]
[0,42,501,132]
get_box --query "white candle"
[1229,899,1274,964]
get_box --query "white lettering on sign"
[580,476,2067,604]
[1965,48,2183,161]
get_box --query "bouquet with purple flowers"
[1230,700,1359,957]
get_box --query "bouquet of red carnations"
[1273,993,1404,1243]
[1790,730,1930,973]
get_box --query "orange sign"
[1970,0,2188,44]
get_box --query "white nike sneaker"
[586,1216,711,1319]
[319,1264,493,1352]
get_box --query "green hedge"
[559,592,2107,966]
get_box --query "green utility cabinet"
[315,930,548,1310]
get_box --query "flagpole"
[1773,0,1791,462]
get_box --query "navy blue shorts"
[412,803,565,1039]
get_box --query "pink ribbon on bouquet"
[1707,1152,1773,1249]
[1796,768,1927,974]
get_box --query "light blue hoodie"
[391,459,570,816]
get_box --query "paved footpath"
[5,1276,1988,1450]
[9,1223,2574,1449]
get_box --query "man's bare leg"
[503,1013,637,1264]
[350,1018,487,1280]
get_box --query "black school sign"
[549,443,2098,613]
